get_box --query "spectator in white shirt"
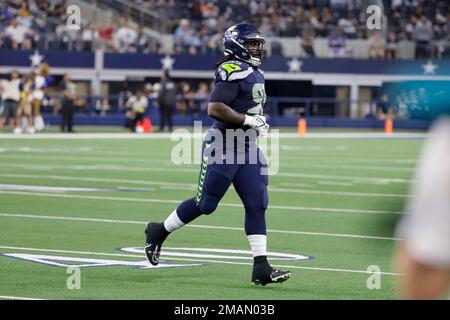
[5,18,31,49]
[0,70,21,130]
[338,14,357,39]
[126,90,148,132]
[81,24,99,52]
[115,21,138,53]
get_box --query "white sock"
[247,234,267,257]
[163,209,185,232]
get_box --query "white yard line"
[0,172,411,189]
[0,159,416,174]
[0,154,169,165]
[317,181,355,187]
[0,173,409,198]
[278,182,315,188]
[0,190,403,215]
[0,184,114,193]
[0,162,199,173]
[0,173,196,188]
[0,245,402,276]
[281,162,415,172]
[281,155,418,163]
[0,295,45,300]
[0,149,420,171]
[269,187,408,198]
[0,212,400,241]
[0,162,414,182]
[276,172,413,184]
[0,152,419,166]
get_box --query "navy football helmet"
[223,23,266,67]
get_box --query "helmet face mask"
[223,23,266,67]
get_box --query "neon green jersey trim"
[222,63,242,74]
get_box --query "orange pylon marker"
[384,116,393,135]
[298,118,307,137]
[143,118,153,133]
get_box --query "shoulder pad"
[217,60,253,81]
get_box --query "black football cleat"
[252,259,293,286]
[144,222,169,266]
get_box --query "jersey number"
[248,83,266,115]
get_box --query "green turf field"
[0,132,423,299]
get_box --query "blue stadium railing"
[43,95,376,115]
[39,95,431,130]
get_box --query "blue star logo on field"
[29,50,44,67]
[160,54,175,70]
[422,60,438,75]
[287,58,302,73]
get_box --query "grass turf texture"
[0,134,423,299]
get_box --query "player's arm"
[207,81,267,129]
[207,80,243,125]
[207,101,245,125]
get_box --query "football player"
[145,23,292,286]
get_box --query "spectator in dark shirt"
[59,73,77,133]
[302,31,316,57]
[157,70,176,132]
[385,32,399,59]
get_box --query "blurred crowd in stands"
[119,78,212,117]
[0,62,214,133]
[1,0,450,59]
[0,0,162,53]
[162,0,450,59]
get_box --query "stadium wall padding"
[42,114,430,130]
[2,50,450,78]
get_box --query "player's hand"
[257,122,270,138]
[244,114,267,128]
[244,114,270,138]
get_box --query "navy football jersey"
[209,59,266,130]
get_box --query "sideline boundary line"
[0,132,427,139]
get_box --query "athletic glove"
[244,114,270,138]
